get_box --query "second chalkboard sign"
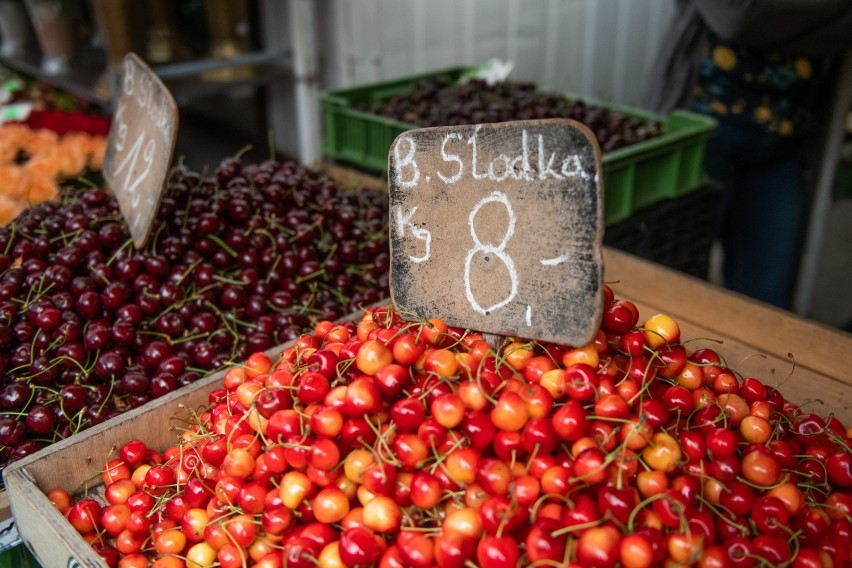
[389,119,604,346]
[103,53,178,249]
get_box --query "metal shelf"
[0,46,110,108]
[154,50,293,107]
[0,46,293,111]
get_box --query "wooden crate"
[3,367,235,567]
[2,329,299,567]
[3,248,852,567]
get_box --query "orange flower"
[88,137,107,170]
[0,195,25,226]
[0,124,30,150]
[26,172,60,204]
[23,129,60,156]
[24,154,60,181]
[55,140,89,178]
[0,165,28,198]
[0,123,107,215]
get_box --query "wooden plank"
[4,470,94,568]
[317,161,388,193]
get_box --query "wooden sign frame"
[389,119,604,346]
[103,53,179,249]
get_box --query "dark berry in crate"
[0,157,389,474]
[359,77,661,152]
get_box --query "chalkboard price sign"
[103,53,178,249]
[389,119,604,346]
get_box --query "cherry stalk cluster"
[50,291,851,568]
[0,158,389,470]
[359,77,663,153]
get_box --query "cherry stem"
[529,560,567,568]
[626,491,670,533]
[207,234,238,258]
[550,516,606,537]
[529,492,575,523]
[696,495,750,534]
[734,473,790,491]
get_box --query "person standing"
[646,1,852,308]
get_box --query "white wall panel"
[345,0,383,83]
[470,0,512,65]
[316,0,675,110]
[548,0,587,93]
[420,0,465,70]
[512,0,551,83]
[374,1,417,80]
[612,0,654,107]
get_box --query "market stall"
[0,2,850,568]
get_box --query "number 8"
[464,191,518,315]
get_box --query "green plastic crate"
[320,67,717,225]
[0,544,40,568]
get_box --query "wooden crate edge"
[5,465,104,567]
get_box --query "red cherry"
[67,498,102,534]
[751,495,790,537]
[826,452,852,488]
[598,485,638,525]
[525,518,567,565]
[339,527,380,566]
[476,535,520,567]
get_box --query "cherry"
[390,398,426,432]
[95,350,126,380]
[552,399,588,441]
[719,481,755,517]
[705,427,738,458]
[817,535,849,568]
[662,385,695,414]
[723,536,757,568]
[28,304,61,330]
[710,454,741,482]
[59,385,88,414]
[752,495,790,536]
[598,485,639,525]
[25,404,55,434]
[477,535,520,567]
[119,440,147,469]
[825,452,852,488]
[0,383,29,410]
[577,525,620,567]
[10,440,44,461]
[338,526,380,566]
[0,418,26,446]
[461,411,497,450]
[84,320,112,350]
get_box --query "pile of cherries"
[359,77,663,153]
[0,158,389,470]
[48,290,851,567]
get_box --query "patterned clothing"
[691,33,822,137]
[644,1,852,308]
